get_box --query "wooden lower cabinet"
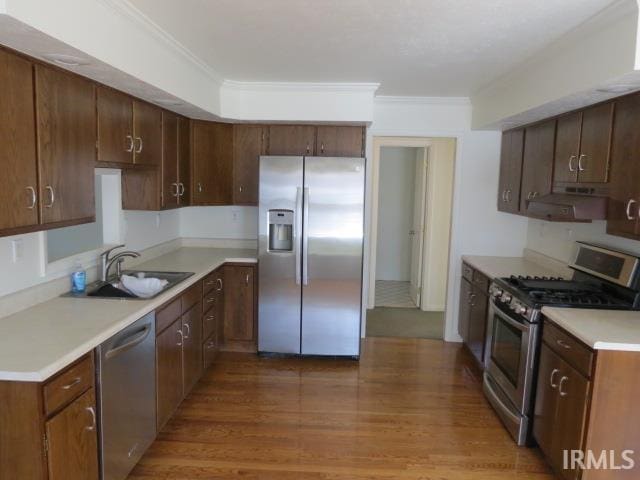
[458,277,472,342]
[458,262,489,367]
[221,264,257,352]
[156,316,184,430]
[182,303,203,395]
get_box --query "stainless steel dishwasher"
[96,312,156,480]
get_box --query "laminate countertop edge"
[0,247,257,382]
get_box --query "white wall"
[375,147,417,281]
[180,206,257,240]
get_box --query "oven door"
[485,298,538,415]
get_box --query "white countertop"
[462,255,566,280]
[0,247,257,382]
[542,307,640,352]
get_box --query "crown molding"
[97,0,223,84]
[374,96,471,106]
[222,80,380,94]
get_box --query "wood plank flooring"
[129,338,554,479]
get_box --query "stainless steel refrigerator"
[258,155,365,357]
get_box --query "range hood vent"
[526,193,608,222]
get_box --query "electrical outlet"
[11,239,23,263]
[231,209,239,223]
[155,213,161,228]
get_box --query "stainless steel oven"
[484,294,539,445]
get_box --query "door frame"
[368,137,432,309]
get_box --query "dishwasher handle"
[104,324,152,360]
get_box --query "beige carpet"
[366,308,444,339]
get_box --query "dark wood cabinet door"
[177,117,191,206]
[497,129,524,213]
[156,318,184,430]
[578,102,613,183]
[554,358,590,480]
[35,65,96,226]
[233,124,265,205]
[191,121,233,205]
[121,168,160,210]
[467,287,488,366]
[133,100,162,166]
[553,112,581,184]
[45,388,99,480]
[520,120,556,213]
[223,265,256,347]
[96,86,133,165]
[316,126,364,157]
[0,50,39,232]
[533,343,561,468]
[268,125,316,156]
[161,111,179,209]
[607,93,640,238]
[458,277,472,342]
[182,303,203,396]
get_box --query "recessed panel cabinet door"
[578,102,613,183]
[224,265,255,343]
[96,86,133,165]
[267,125,316,156]
[497,129,524,213]
[553,112,581,184]
[520,120,556,213]
[607,93,640,238]
[162,111,179,209]
[191,121,233,205]
[182,304,203,395]
[458,278,472,342]
[467,287,488,365]
[233,124,266,205]
[45,388,99,480]
[133,100,162,166]
[35,65,96,226]
[156,318,184,430]
[178,117,191,206]
[316,126,364,157]
[0,49,39,232]
[533,343,561,467]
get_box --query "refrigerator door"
[258,156,304,354]
[301,157,365,356]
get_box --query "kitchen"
[1,1,640,479]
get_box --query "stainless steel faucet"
[100,245,141,282]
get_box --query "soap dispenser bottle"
[71,260,86,294]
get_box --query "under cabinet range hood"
[526,193,608,222]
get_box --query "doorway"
[366,137,456,340]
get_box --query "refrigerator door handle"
[295,187,303,285]
[303,187,310,285]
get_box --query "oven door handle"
[484,374,522,425]
[490,298,529,332]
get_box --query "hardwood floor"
[130,338,554,479]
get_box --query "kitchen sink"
[64,271,194,300]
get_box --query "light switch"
[11,239,23,263]
[232,209,239,223]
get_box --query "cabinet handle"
[26,186,36,209]
[171,183,179,197]
[306,144,310,154]
[205,341,215,350]
[501,190,507,202]
[468,293,476,306]
[183,322,190,339]
[61,377,81,390]
[556,339,571,350]
[320,143,325,154]
[246,273,250,285]
[549,368,560,388]
[527,191,534,200]
[197,182,203,193]
[205,279,215,286]
[135,136,143,154]
[85,406,97,431]
[125,135,134,153]
[176,328,183,346]
[205,315,214,323]
[558,376,569,397]
[568,155,576,172]
[239,185,243,193]
[505,190,512,203]
[178,183,185,196]
[216,278,223,291]
[44,186,55,208]
[626,199,637,220]
[578,154,586,172]
[206,296,215,304]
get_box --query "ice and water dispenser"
[268,210,294,252]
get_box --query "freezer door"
[301,157,365,356]
[258,156,304,354]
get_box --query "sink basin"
[64,271,195,300]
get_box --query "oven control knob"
[515,304,528,315]
[490,287,503,298]
[500,293,512,303]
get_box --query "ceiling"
[128,0,616,96]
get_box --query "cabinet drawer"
[472,270,490,293]
[543,321,594,378]
[44,354,94,416]
[203,333,217,369]
[182,282,202,313]
[156,297,182,334]
[462,262,474,282]
[202,271,218,295]
[202,308,217,340]
[203,289,217,312]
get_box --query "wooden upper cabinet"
[45,388,99,480]
[520,120,556,213]
[497,129,524,214]
[178,117,191,206]
[35,65,96,226]
[554,103,613,185]
[233,125,266,205]
[121,168,160,211]
[316,126,364,157]
[161,111,179,209]
[133,100,162,166]
[96,86,133,165]
[191,121,233,205]
[607,93,640,238]
[267,125,316,156]
[0,49,39,233]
